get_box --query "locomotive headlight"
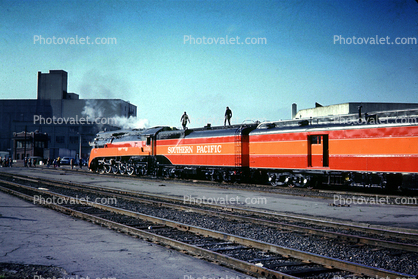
[303,178,308,184]
[284,177,289,183]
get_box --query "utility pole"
[79,133,82,161]
[24,125,27,161]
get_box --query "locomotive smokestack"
[292,103,297,119]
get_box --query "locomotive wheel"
[268,174,278,186]
[104,165,111,174]
[127,166,135,176]
[119,163,127,175]
[111,165,119,174]
[98,166,105,174]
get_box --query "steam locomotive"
[88,110,418,191]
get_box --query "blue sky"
[0,0,417,128]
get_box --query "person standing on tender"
[181,112,190,130]
[224,106,232,127]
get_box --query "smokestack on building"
[291,103,297,119]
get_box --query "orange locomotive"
[89,125,256,181]
[89,112,418,190]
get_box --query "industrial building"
[0,70,137,163]
[292,102,418,119]
[12,130,49,161]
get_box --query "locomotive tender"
[88,110,418,190]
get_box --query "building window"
[16,154,20,160]
[17,141,31,149]
[35,141,45,148]
[70,136,79,144]
[56,136,65,144]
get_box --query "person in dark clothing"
[224,106,232,126]
[180,112,190,130]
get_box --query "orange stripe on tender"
[250,155,307,169]
[249,141,307,156]
[165,154,237,167]
[330,136,418,155]
[329,155,418,173]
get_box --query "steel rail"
[0,183,296,279]
[6,172,418,241]
[16,165,418,207]
[0,180,415,279]
[9,175,418,253]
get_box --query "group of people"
[45,157,60,168]
[180,106,233,130]
[22,157,83,169]
[69,158,83,169]
[0,157,12,167]
[23,157,37,167]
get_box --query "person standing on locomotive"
[180,111,190,130]
[224,106,232,126]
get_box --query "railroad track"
[16,165,418,207]
[0,173,417,278]
[2,172,418,248]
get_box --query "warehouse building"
[292,102,418,119]
[0,70,137,163]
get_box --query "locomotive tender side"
[155,124,257,181]
[249,120,418,190]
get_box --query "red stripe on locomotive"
[249,125,418,173]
